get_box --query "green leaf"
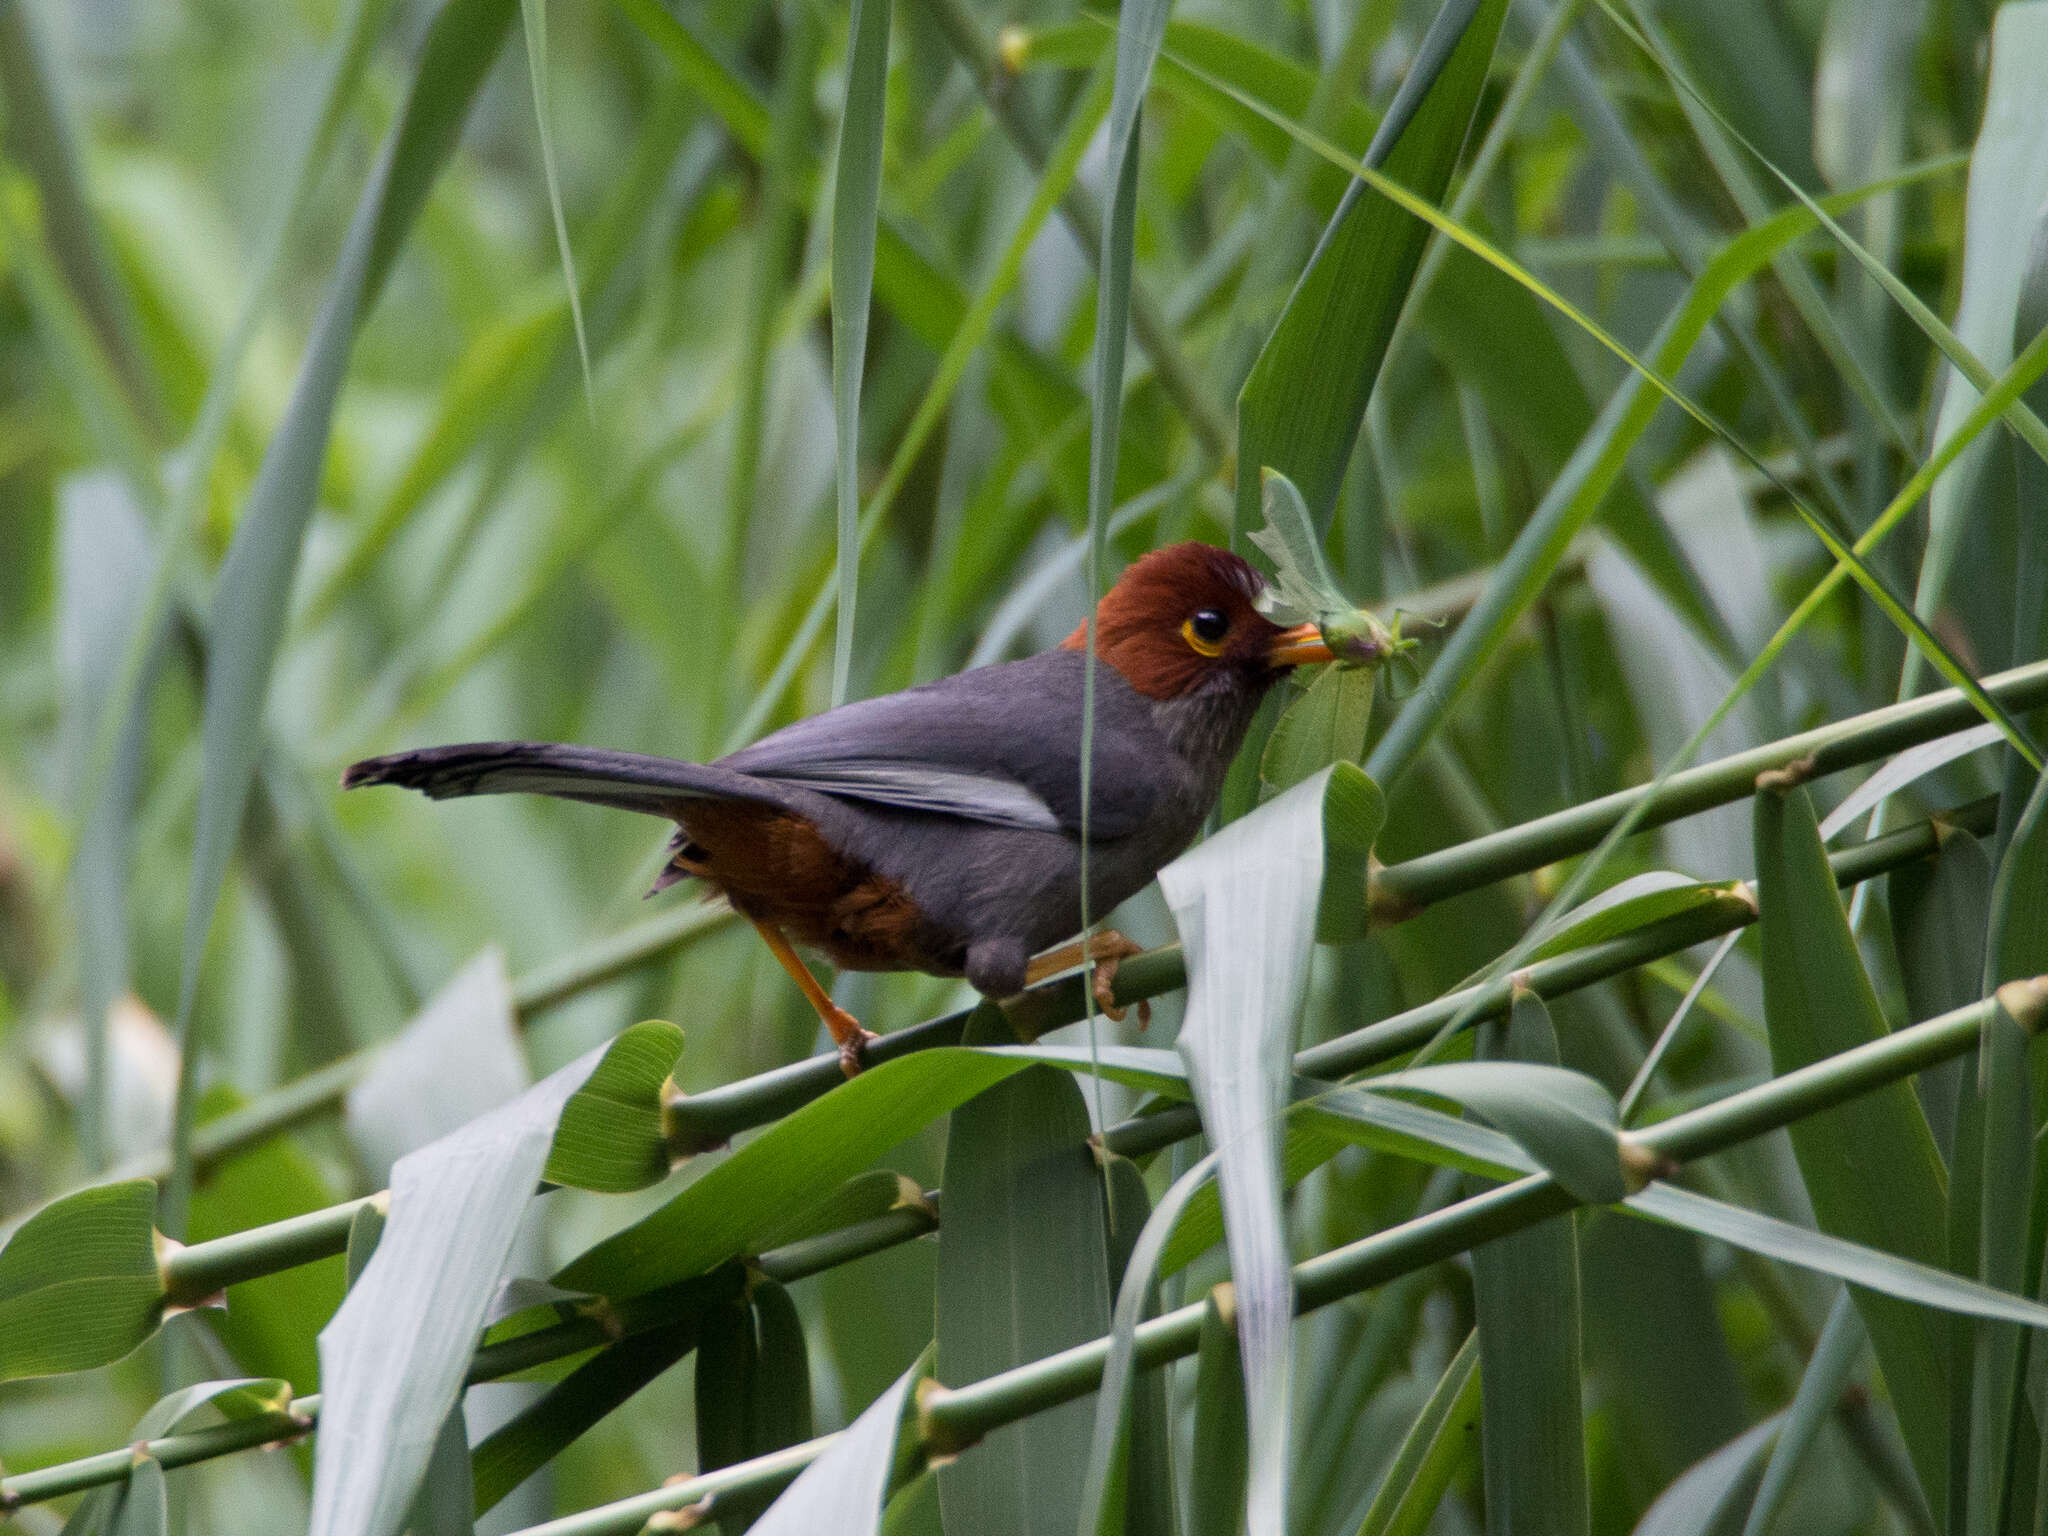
[751,1169,929,1256]
[556,1049,1029,1297]
[1468,993,1588,1536]
[543,1019,686,1193]
[750,1279,816,1457]
[751,1353,927,1534]
[1081,1151,1217,1536]
[1908,2,2048,647]
[103,1457,167,1536]
[1233,0,1508,535]
[1186,1292,1250,1536]
[1369,1054,1626,1206]
[166,0,518,1236]
[309,1036,625,1536]
[1753,775,1950,1512]
[1159,768,1341,1532]
[188,1085,348,1392]
[410,1402,477,1536]
[828,0,889,704]
[0,1178,164,1381]
[1349,1329,1480,1536]
[1315,761,1386,944]
[1261,667,1377,798]
[1097,1154,1179,1536]
[516,0,591,410]
[1524,874,1755,967]
[935,1035,1109,1536]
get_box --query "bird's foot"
[828,1009,879,1078]
[1027,930,1150,1027]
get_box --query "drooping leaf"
[748,1354,926,1535]
[1753,777,1950,1510]
[165,0,518,1236]
[827,0,889,704]
[542,1019,686,1193]
[1633,1418,1781,1536]
[309,1036,624,1536]
[1468,993,1588,1536]
[935,1024,1110,1536]
[0,1178,164,1381]
[1233,0,1509,536]
[1350,1329,1481,1536]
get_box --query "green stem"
[2,1203,934,1510]
[130,794,1988,1330]
[471,987,2035,1536]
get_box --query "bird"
[343,541,1334,1076]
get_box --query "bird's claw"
[835,1022,879,1078]
[1089,956,1152,1030]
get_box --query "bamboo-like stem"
[129,795,1990,1349]
[101,658,2045,1192]
[470,986,2037,1536]
[0,1202,936,1510]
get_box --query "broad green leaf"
[697,1295,760,1518]
[1524,874,1754,968]
[1753,778,1950,1511]
[1350,1329,1480,1536]
[344,948,528,1187]
[1233,0,1508,535]
[189,1084,347,1392]
[1187,1292,1250,1536]
[167,0,518,1236]
[1315,761,1386,944]
[1468,993,1588,1536]
[1260,664,1376,798]
[1095,1154,1179,1536]
[0,1178,163,1380]
[58,1376,298,1536]
[1369,1055,1626,1206]
[310,1036,623,1536]
[751,1279,816,1457]
[1886,827,1993,1158]
[555,1049,1029,1296]
[543,1019,686,1193]
[1080,1151,1217,1536]
[936,1023,1110,1536]
[1160,769,1339,1533]
[750,1169,930,1256]
[1910,2,2048,645]
[750,1354,926,1535]
[828,0,889,704]
[410,1402,477,1536]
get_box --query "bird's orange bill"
[1266,622,1334,667]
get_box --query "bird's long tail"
[342,741,776,817]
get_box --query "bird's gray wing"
[719,650,1167,838]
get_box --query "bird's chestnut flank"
[343,541,1335,1076]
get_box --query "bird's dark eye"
[1181,608,1230,657]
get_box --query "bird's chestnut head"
[1060,541,1332,701]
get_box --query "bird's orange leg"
[1024,929,1151,1028]
[749,920,877,1077]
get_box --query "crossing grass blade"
[309,1037,624,1536]
[1468,993,1588,1536]
[1632,1419,1780,1536]
[1233,0,1508,536]
[1752,775,1951,1514]
[1739,1292,1870,1536]
[828,0,889,705]
[935,1025,1110,1536]
[1349,1328,1480,1536]
[516,0,591,413]
[164,0,518,1238]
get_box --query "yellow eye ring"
[1181,614,1227,657]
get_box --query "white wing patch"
[755,761,1065,832]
